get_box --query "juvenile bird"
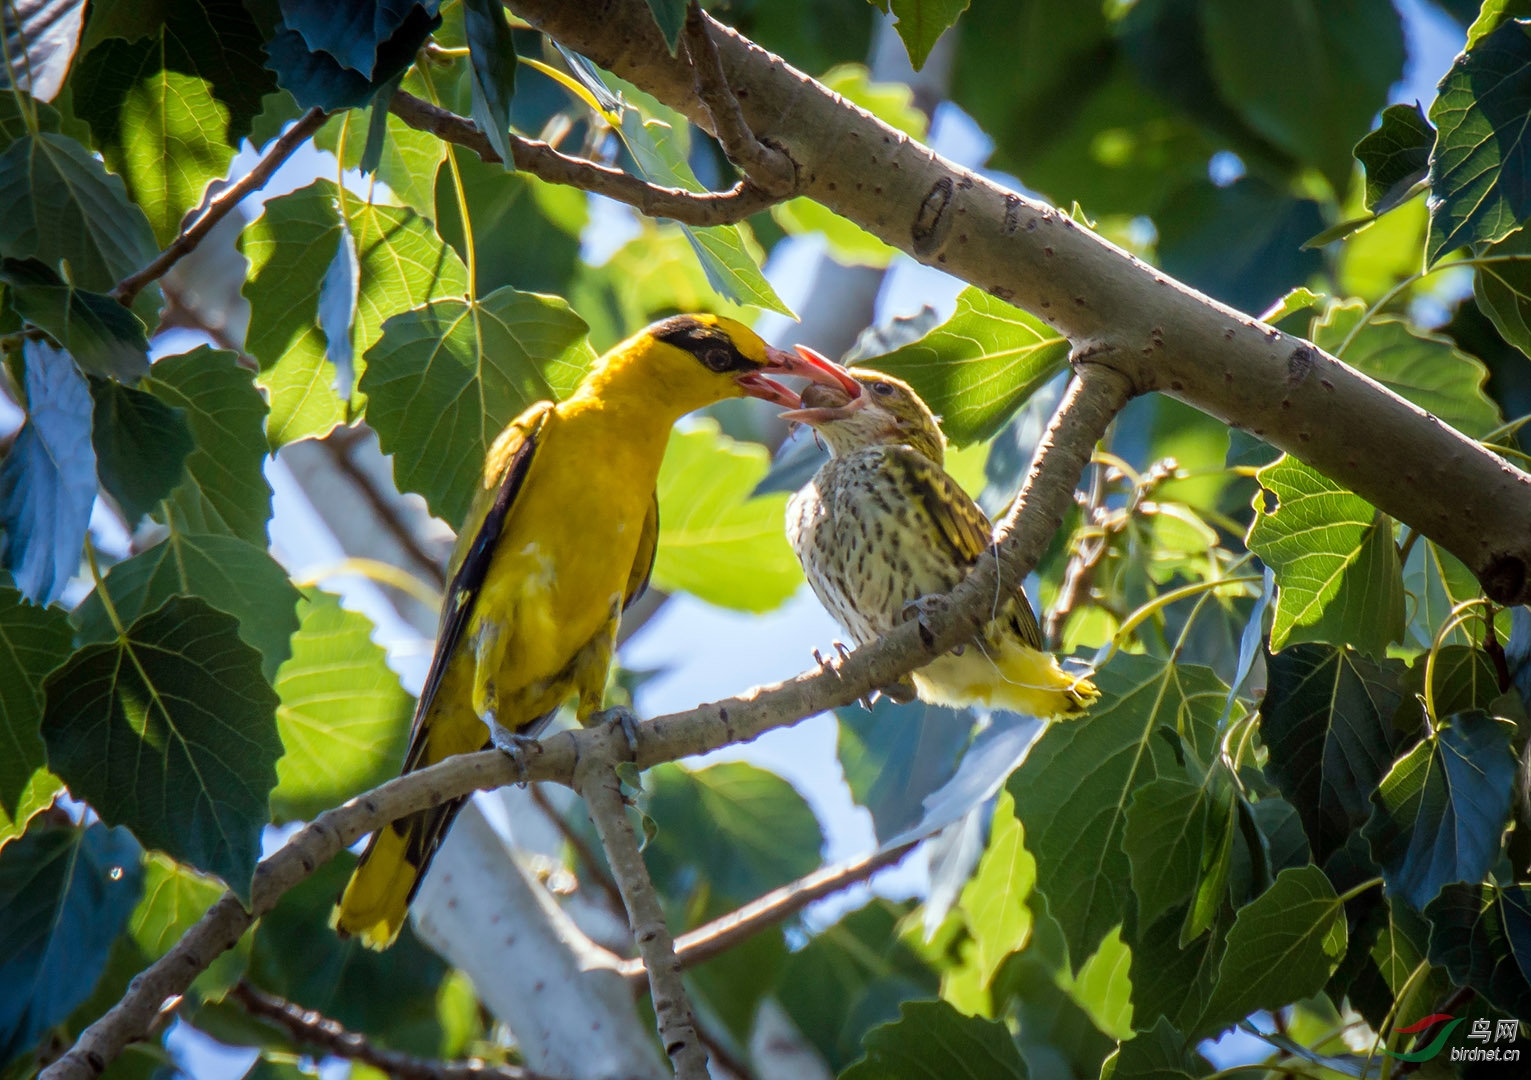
[785,364,1097,718]
[334,315,857,948]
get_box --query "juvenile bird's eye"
[702,348,734,372]
[872,381,896,397]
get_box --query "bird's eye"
[702,348,734,372]
[872,381,896,397]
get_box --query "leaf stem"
[84,538,128,641]
[416,63,478,298]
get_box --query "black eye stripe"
[651,316,755,373]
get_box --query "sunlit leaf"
[957,790,1035,985]
[129,851,246,999]
[652,421,803,613]
[885,0,970,71]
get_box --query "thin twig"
[111,109,328,308]
[618,840,919,983]
[41,366,1130,1080]
[682,4,794,196]
[528,783,625,912]
[575,722,708,1080]
[229,980,550,1080]
[387,91,781,225]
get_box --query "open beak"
[763,344,864,398]
[734,371,802,408]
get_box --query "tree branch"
[505,0,1531,608]
[575,722,707,1080]
[41,364,1127,1080]
[229,980,547,1080]
[682,4,794,196]
[111,108,327,308]
[386,91,781,226]
[618,839,920,983]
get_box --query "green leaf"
[957,790,1035,985]
[1127,899,1230,1037]
[360,287,595,525]
[614,109,793,316]
[1198,865,1347,1035]
[822,63,928,139]
[263,3,440,113]
[313,78,445,219]
[0,257,149,380]
[0,92,60,154]
[651,421,803,612]
[858,286,1070,446]
[270,590,411,822]
[0,587,70,847]
[1354,102,1433,215]
[89,377,194,522]
[841,998,1028,1080]
[644,761,822,905]
[641,0,687,50]
[1472,225,1531,360]
[41,596,282,899]
[1260,644,1409,865]
[129,851,246,999]
[1403,539,1482,650]
[1246,455,1405,659]
[1363,710,1516,911]
[1181,785,1237,945]
[773,197,898,268]
[1201,0,1404,191]
[249,850,447,1055]
[1123,777,1211,932]
[73,531,300,682]
[1009,653,1225,969]
[1427,18,1531,263]
[1105,1018,1210,1080]
[0,133,160,320]
[463,0,517,168]
[1425,881,1531,1020]
[837,697,971,843]
[1468,1,1531,50]
[0,819,143,1068]
[145,347,273,544]
[1313,302,1501,437]
[887,0,970,71]
[241,179,347,446]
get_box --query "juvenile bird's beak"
[778,380,868,426]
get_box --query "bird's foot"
[825,641,876,709]
[592,705,642,757]
[900,594,948,648]
[486,717,539,787]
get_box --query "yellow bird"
[334,314,857,948]
[784,364,1098,719]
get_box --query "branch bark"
[504,0,1531,608]
[41,365,1127,1080]
[386,91,782,225]
[575,722,707,1080]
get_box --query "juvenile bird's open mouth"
[778,376,868,425]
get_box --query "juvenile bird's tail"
[912,636,1099,719]
[331,795,467,950]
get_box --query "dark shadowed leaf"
[1197,866,1347,1035]
[360,287,594,524]
[841,998,1027,1080]
[0,257,149,380]
[270,590,411,822]
[838,697,971,842]
[0,818,142,1067]
[73,531,300,681]
[1428,18,1531,263]
[0,341,95,604]
[1009,654,1224,969]
[145,347,273,544]
[1123,777,1210,932]
[1105,1018,1210,1080]
[89,377,193,522]
[1425,882,1531,1020]
[1260,644,1409,865]
[0,587,70,846]
[0,92,60,152]
[1472,225,1531,359]
[859,286,1070,446]
[887,0,970,71]
[1354,102,1433,215]
[264,4,441,113]
[641,0,686,50]
[463,0,517,168]
[41,596,281,899]
[1127,898,1230,1037]
[1363,710,1516,911]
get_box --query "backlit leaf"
[957,790,1035,985]
[887,0,970,71]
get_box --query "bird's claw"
[833,640,854,662]
[900,595,947,648]
[593,705,642,757]
[487,720,539,787]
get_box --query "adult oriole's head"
[589,313,860,416]
[782,360,946,464]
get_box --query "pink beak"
[764,344,864,398]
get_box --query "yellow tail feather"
[332,798,467,951]
[912,637,1099,719]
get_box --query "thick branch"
[505,0,1531,607]
[387,91,779,225]
[111,109,327,308]
[42,366,1126,1080]
[575,722,707,1080]
[682,4,794,195]
[229,980,545,1080]
[618,839,919,983]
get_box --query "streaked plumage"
[785,367,1098,719]
[334,315,853,949]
